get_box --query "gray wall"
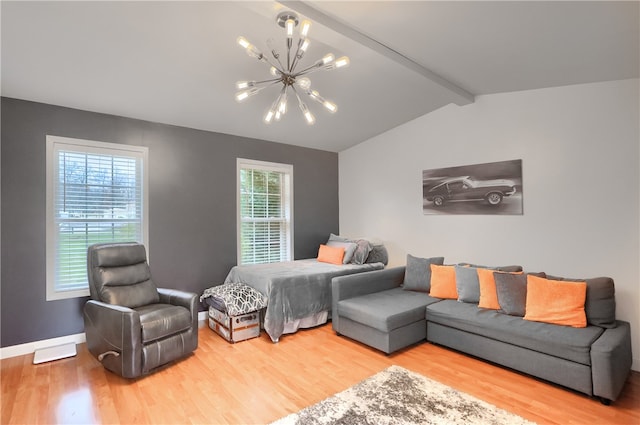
[1,97,339,347]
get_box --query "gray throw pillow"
[351,239,373,265]
[455,265,481,303]
[403,254,445,293]
[366,244,389,266]
[495,272,546,316]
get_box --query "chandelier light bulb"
[286,19,295,38]
[304,110,315,125]
[323,53,335,64]
[299,39,310,54]
[275,110,282,121]
[237,36,251,49]
[300,20,311,38]
[236,81,255,90]
[270,66,280,77]
[264,108,276,124]
[235,87,260,102]
[323,101,337,113]
[334,56,350,68]
[296,77,311,90]
[324,56,349,70]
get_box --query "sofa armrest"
[591,320,633,402]
[332,266,405,332]
[83,300,143,378]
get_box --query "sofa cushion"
[135,304,192,344]
[338,287,440,333]
[403,254,444,292]
[426,300,603,365]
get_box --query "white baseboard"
[1,333,86,360]
[2,314,208,361]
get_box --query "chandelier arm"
[291,85,304,105]
[257,54,284,75]
[292,66,325,78]
[289,39,304,73]
[273,54,287,72]
[255,78,284,86]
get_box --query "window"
[237,159,293,265]
[46,136,148,300]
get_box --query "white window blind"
[237,159,293,265]
[46,136,148,300]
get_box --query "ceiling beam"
[279,0,475,106]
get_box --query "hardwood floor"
[2,323,639,424]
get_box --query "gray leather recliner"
[83,242,198,378]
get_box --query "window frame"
[45,135,149,301]
[236,158,294,265]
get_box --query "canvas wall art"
[423,159,523,215]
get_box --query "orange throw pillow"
[317,244,345,265]
[478,268,522,309]
[429,265,458,299]
[524,275,587,328]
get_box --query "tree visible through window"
[46,136,148,300]
[238,159,293,264]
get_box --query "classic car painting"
[423,160,523,215]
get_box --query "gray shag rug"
[271,365,536,425]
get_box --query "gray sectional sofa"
[331,265,633,404]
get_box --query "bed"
[222,258,385,342]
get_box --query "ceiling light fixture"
[235,11,350,125]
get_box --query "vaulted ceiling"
[2,1,638,152]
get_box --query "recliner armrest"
[332,267,405,332]
[83,300,143,378]
[158,288,199,330]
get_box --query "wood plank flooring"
[2,323,639,424]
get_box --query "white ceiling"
[2,1,638,152]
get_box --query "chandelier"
[235,11,350,125]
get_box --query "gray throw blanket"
[224,259,384,342]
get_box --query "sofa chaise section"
[332,266,441,354]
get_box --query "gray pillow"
[547,275,616,328]
[494,273,527,316]
[326,241,358,264]
[351,239,373,265]
[455,265,480,303]
[494,272,548,316]
[403,254,445,292]
[366,244,389,266]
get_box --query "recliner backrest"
[87,242,160,308]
